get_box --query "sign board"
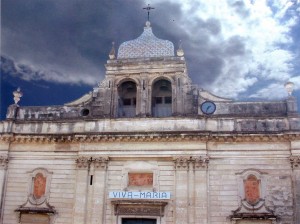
[109,191,171,199]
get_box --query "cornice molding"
[1,133,299,144]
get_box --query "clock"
[201,101,216,115]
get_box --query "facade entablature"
[1,117,299,135]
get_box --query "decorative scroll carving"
[290,156,300,169]
[112,200,168,217]
[92,156,109,170]
[191,156,209,170]
[76,156,91,168]
[0,155,8,169]
[174,157,189,170]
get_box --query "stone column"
[192,156,209,224]
[174,157,189,224]
[290,156,300,223]
[89,157,109,224]
[0,155,8,223]
[73,156,90,224]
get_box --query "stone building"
[0,20,300,224]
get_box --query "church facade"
[0,20,300,224]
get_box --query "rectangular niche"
[128,173,153,187]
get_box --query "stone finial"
[284,81,294,96]
[176,40,184,57]
[13,87,23,105]
[109,42,116,59]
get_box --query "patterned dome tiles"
[117,25,174,59]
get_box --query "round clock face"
[201,101,216,115]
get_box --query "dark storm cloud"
[1,0,147,84]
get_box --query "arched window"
[244,174,261,205]
[117,81,137,118]
[152,79,172,117]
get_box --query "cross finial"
[143,4,155,21]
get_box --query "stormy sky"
[1,0,300,111]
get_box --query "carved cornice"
[92,156,109,170]
[0,155,9,169]
[2,133,299,144]
[290,156,300,169]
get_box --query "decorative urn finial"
[177,40,184,57]
[109,42,116,59]
[285,81,294,97]
[13,87,23,105]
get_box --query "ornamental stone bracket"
[76,156,91,169]
[290,156,300,169]
[174,156,189,170]
[0,155,9,169]
[75,156,109,169]
[191,156,209,170]
[173,156,209,170]
[92,156,109,170]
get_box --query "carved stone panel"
[128,173,153,187]
[33,173,46,199]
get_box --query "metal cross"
[143,4,155,21]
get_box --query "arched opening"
[118,81,137,118]
[152,79,172,117]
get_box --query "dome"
[117,22,174,59]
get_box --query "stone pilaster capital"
[290,156,300,169]
[173,156,189,171]
[191,156,209,170]
[92,156,109,170]
[0,155,9,169]
[75,156,91,169]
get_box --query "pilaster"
[192,156,209,224]
[0,155,8,222]
[174,156,189,224]
[290,156,300,223]
[90,156,109,224]
[73,156,90,224]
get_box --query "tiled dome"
[117,21,174,59]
